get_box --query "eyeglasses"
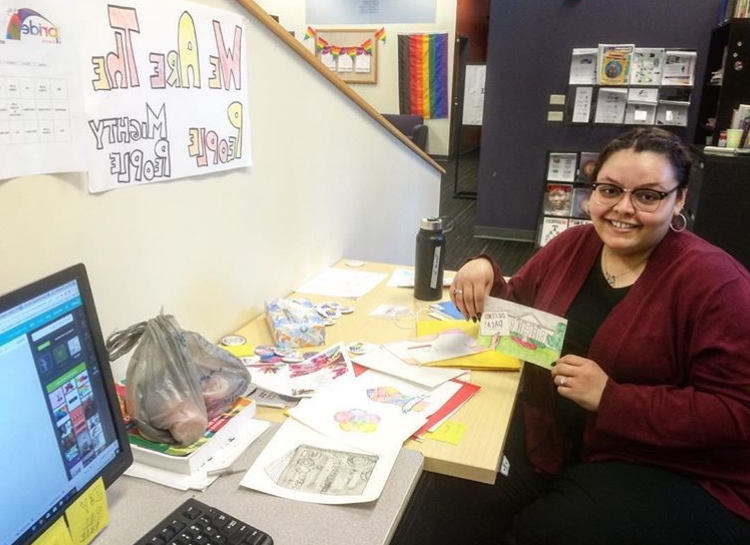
[590,182,680,212]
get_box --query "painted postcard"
[478,296,567,370]
[287,342,355,397]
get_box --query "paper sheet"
[594,87,628,124]
[355,52,371,73]
[428,421,467,444]
[413,379,480,439]
[662,50,696,86]
[571,86,593,123]
[289,369,461,453]
[382,329,487,365]
[353,346,466,388]
[0,2,88,180]
[241,418,399,504]
[65,477,108,545]
[243,343,355,398]
[296,268,386,298]
[568,48,598,85]
[77,0,252,193]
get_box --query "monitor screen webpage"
[1,264,132,545]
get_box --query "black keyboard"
[135,497,274,545]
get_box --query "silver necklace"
[602,255,646,287]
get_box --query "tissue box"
[265,297,326,349]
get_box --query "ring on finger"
[559,376,568,386]
[453,288,463,295]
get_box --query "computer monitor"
[1,264,133,545]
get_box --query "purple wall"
[477,0,723,240]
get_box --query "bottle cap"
[420,217,443,231]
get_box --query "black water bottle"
[414,217,446,301]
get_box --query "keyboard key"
[134,499,273,545]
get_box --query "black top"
[556,255,629,460]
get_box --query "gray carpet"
[439,149,537,275]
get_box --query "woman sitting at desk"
[450,127,750,544]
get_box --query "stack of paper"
[239,342,485,505]
[239,296,569,506]
[240,364,480,504]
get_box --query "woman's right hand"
[449,257,495,320]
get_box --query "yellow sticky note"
[64,477,109,545]
[32,517,74,545]
[219,343,255,358]
[428,420,467,445]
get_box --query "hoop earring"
[670,212,687,233]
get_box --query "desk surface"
[235,261,521,484]
[102,424,423,545]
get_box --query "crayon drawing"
[478,296,567,370]
[334,408,380,432]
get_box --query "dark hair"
[591,127,694,189]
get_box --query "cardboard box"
[265,297,325,349]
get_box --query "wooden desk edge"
[422,457,497,485]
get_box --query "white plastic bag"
[119,313,251,446]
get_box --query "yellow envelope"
[416,320,521,371]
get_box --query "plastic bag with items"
[109,313,251,446]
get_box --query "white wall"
[0,1,441,378]
[255,0,457,156]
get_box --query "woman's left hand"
[551,355,610,412]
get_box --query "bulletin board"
[315,28,378,84]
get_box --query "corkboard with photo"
[536,151,598,247]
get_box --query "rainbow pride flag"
[398,33,448,119]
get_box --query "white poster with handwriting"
[78,0,251,193]
[0,3,87,180]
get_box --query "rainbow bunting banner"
[374,27,386,43]
[304,26,315,40]
[398,33,448,119]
